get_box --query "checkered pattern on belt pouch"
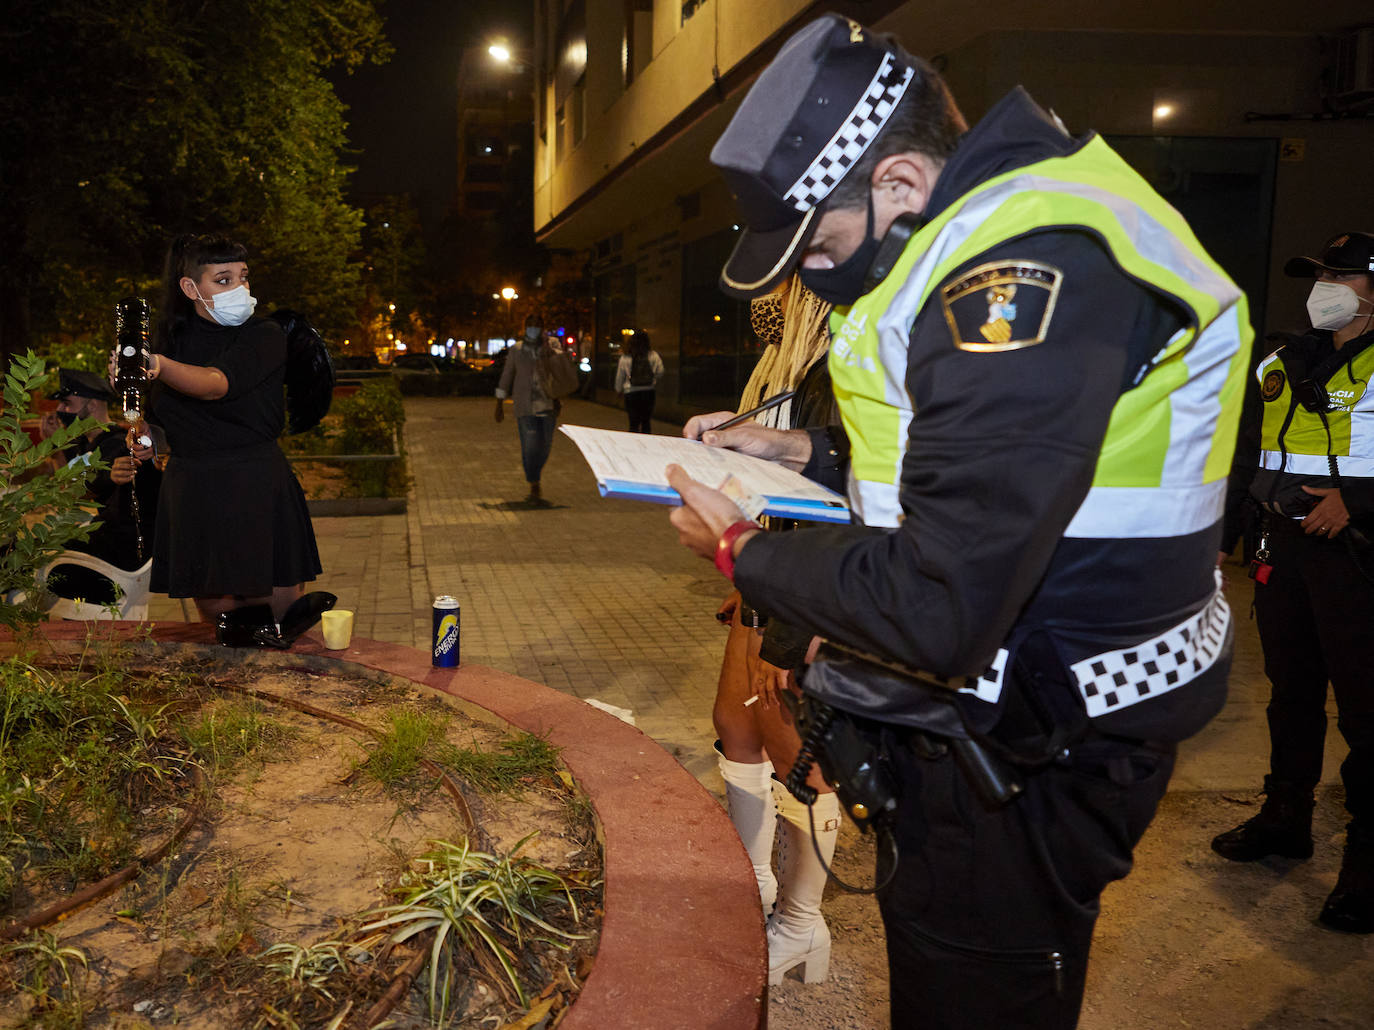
[1070,587,1231,719]
[921,647,1010,703]
[783,54,915,212]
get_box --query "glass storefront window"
[680,228,757,410]
[593,265,636,391]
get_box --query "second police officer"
[1214,231,1374,935]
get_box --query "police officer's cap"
[710,14,919,299]
[48,368,116,403]
[1284,231,1374,278]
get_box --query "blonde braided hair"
[739,275,832,428]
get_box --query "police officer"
[664,15,1250,1028]
[39,368,161,601]
[1213,231,1374,934]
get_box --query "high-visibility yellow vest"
[828,135,1253,534]
[1256,343,1374,478]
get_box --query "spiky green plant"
[0,930,89,1025]
[358,834,588,1016]
[257,941,356,1000]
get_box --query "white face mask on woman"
[196,284,257,327]
[1306,281,1368,331]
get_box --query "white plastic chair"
[37,553,154,621]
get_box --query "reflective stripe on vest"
[1256,346,1374,477]
[828,135,1251,537]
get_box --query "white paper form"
[559,424,850,524]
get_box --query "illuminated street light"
[500,287,519,337]
[488,43,511,63]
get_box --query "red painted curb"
[3,622,767,1029]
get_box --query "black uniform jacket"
[734,89,1228,745]
[69,428,161,570]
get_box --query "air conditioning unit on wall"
[1329,27,1374,106]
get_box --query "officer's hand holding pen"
[683,412,814,472]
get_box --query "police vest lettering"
[828,135,1252,536]
[1255,345,1374,479]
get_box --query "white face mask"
[1306,281,1367,331]
[196,284,257,327]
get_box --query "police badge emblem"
[941,261,1062,352]
[1260,369,1286,402]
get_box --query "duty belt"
[936,571,1230,717]
[1069,571,1231,718]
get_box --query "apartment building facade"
[532,0,1374,423]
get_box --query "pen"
[711,390,797,432]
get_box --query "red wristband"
[714,519,760,581]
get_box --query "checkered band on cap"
[1070,587,1230,719]
[783,52,915,212]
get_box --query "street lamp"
[499,287,518,340]
[488,43,512,63]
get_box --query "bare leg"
[753,671,832,798]
[714,611,768,763]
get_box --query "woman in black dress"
[144,233,321,622]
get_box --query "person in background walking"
[496,315,562,504]
[614,329,663,433]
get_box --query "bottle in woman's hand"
[113,296,151,423]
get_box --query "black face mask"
[798,194,881,306]
[56,409,80,428]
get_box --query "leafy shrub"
[0,353,107,630]
[335,378,404,454]
[331,379,406,497]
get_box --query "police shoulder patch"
[1260,368,1286,402]
[940,260,1063,353]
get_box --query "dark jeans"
[1255,520,1374,826]
[516,414,555,484]
[878,731,1174,1029]
[624,389,656,433]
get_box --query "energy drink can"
[432,595,461,668]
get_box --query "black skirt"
[150,442,322,598]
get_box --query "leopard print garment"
[739,276,832,419]
[750,291,785,347]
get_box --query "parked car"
[390,354,441,375]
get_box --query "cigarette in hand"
[743,694,760,707]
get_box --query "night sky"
[331,0,529,224]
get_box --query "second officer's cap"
[1284,231,1374,278]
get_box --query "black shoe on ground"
[1211,815,1314,861]
[1318,827,1374,934]
[1319,885,1374,933]
[1211,779,1315,862]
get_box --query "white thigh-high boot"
[768,782,840,985]
[716,745,778,911]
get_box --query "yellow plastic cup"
[320,609,354,650]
